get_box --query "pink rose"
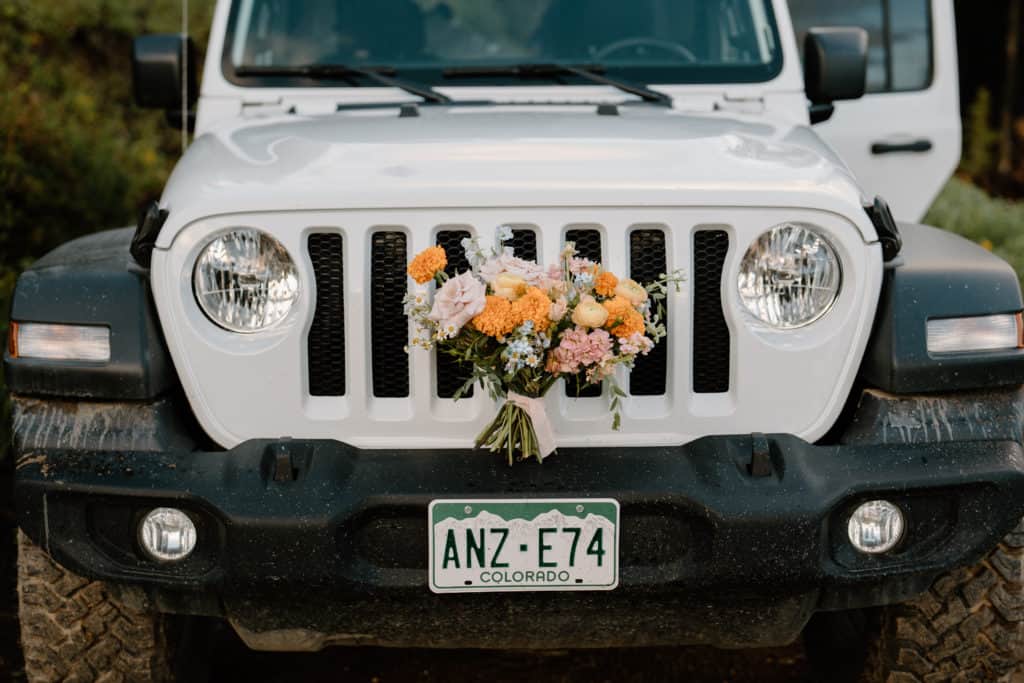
[479,253,545,287]
[549,296,568,323]
[428,272,486,336]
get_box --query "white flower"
[461,237,494,269]
[479,253,545,288]
[428,271,487,336]
[573,271,594,290]
[614,278,648,305]
[498,225,514,243]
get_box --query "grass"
[925,177,1024,287]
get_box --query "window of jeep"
[787,0,933,93]
[223,0,783,87]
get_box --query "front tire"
[17,531,176,683]
[864,520,1024,682]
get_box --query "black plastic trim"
[11,386,1024,648]
[14,423,1024,646]
[131,201,169,267]
[860,223,1024,393]
[865,196,902,261]
[3,229,174,400]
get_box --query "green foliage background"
[0,1,1022,464]
[0,0,213,461]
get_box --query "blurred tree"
[998,0,1022,182]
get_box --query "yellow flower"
[407,246,448,284]
[512,287,553,331]
[493,272,528,300]
[594,271,619,297]
[472,295,517,338]
[572,296,610,328]
[602,296,645,338]
[614,278,648,305]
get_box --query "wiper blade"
[235,65,453,104]
[442,63,672,107]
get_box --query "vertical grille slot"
[629,229,667,396]
[508,229,538,261]
[307,233,346,396]
[564,228,603,398]
[435,230,474,398]
[371,232,410,398]
[693,230,730,394]
[566,228,602,262]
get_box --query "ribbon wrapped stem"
[475,392,557,465]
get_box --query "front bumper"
[13,393,1024,650]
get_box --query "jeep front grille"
[508,229,538,261]
[308,233,346,396]
[692,230,731,394]
[564,227,603,398]
[629,229,668,396]
[435,229,474,399]
[370,231,410,398]
[306,223,731,406]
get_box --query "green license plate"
[428,498,620,593]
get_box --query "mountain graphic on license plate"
[429,499,620,594]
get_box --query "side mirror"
[803,27,868,124]
[132,34,198,112]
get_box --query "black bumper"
[13,400,1024,649]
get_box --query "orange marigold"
[511,287,552,332]
[407,246,448,284]
[472,295,517,338]
[594,271,619,297]
[602,296,646,338]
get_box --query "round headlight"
[193,229,299,333]
[738,223,841,329]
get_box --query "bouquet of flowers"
[405,227,684,465]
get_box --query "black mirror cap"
[132,34,198,110]
[804,27,868,106]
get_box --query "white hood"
[157,105,874,248]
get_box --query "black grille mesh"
[693,230,730,394]
[508,229,538,261]
[629,229,667,396]
[435,230,474,398]
[371,232,410,398]
[565,228,602,397]
[566,228,602,262]
[307,234,346,396]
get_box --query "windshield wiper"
[235,65,453,104]
[442,63,672,107]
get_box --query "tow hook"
[749,433,773,478]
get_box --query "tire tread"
[865,520,1024,682]
[17,531,172,683]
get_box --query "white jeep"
[7,1,1024,682]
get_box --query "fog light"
[139,508,196,562]
[847,500,904,554]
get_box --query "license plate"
[428,498,619,593]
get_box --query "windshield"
[223,0,783,87]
